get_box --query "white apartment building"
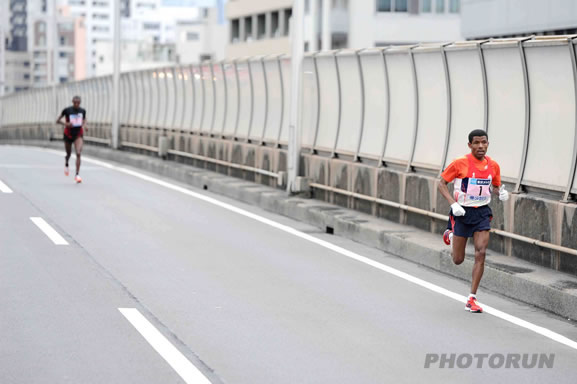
[226,0,462,58]
[93,1,226,75]
[64,0,115,78]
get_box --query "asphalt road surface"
[1,146,576,384]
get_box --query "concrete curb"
[5,140,577,321]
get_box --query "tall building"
[8,0,28,51]
[28,3,85,86]
[1,0,32,94]
[64,0,114,78]
[461,0,577,39]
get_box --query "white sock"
[468,294,477,300]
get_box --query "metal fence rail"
[1,36,577,200]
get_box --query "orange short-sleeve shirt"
[441,155,501,187]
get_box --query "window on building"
[92,26,109,32]
[436,0,445,13]
[395,0,408,12]
[449,0,460,13]
[231,19,240,43]
[332,0,348,8]
[60,36,66,46]
[245,16,253,41]
[422,0,432,12]
[271,12,280,38]
[143,23,160,30]
[200,54,212,62]
[93,13,109,20]
[305,0,310,14]
[284,8,292,36]
[187,32,199,41]
[59,52,67,58]
[377,0,391,12]
[257,14,266,40]
[59,77,68,83]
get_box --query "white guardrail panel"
[212,62,226,136]
[523,40,576,191]
[181,66,194,131]
[483,41,527,181]
[249,57,267,142]
[165,68,177,129]
[157,69,168,128]
[383,48,416,164]
[201,63,214,133]
[222,61,238,137]
[358,49,389,159]
[412,46,448,169]
[314,51,340,152]
[335,50,363,155]
[279,56,292,144]
[444,45,485,167]
[174,67,184,129]
[235,58,252,139]
[191,65,204,132]
[263,55,284,144]
[300,54,319,149]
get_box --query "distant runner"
[57,96,86,183]
[438,129,509,313]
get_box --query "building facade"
[461,0,577,39]
[226,0,462,58]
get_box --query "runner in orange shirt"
[438,129,509,313]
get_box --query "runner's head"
[72,96,81,108]
[468,129,488,160]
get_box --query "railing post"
[288,0,305,193]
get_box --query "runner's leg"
[471,230,490,294]
[65,140,72,166]
[452,235,467,265]
[73,137,83,175]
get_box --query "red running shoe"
[465,297,483,313]
[443,229,453,245]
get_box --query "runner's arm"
[438,178,457,205]
[56,112,70,128]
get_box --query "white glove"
[499,185,509,201]
[451,202,466,217]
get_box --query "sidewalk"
[7,141,577,321]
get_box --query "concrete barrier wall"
[2,36,577,275]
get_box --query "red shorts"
[64,127,83,143]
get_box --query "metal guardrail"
[168,149,281,180]
[310,183,577,256]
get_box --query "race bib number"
[69,113,83,127]
[466,178,491,203]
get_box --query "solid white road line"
[30,217,69,245]
[119,308,212,384]
[0,178,13,193]
[37,148,577,351]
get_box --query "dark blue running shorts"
[448,205,493,238]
